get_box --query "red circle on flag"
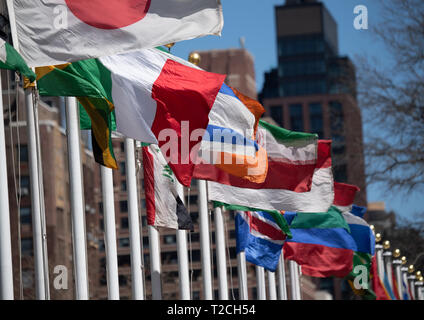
[65,0,151,29]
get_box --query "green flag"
[0,39,36,82]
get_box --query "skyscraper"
[260,0,366,208]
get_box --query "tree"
[356,0,424,192]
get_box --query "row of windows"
[278,35,325,57]
[281,79,327,97]
[279,59,326,77]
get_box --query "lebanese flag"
[143,145,193,230]
[9,0,223,67]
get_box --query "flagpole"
[277,253,287,300]
[267,271,277,300]
[65,97,89,299]
[375,237,384,281]
[0,72,14,300]
[382,241,394,290]
[124,138,144,300]
[407,265,416,300]
[175,182,190,300]
[237,252,248,300]
[101,166,120,300]
[255,266,266,300]
[392,249,403,300]
[24,86,47,300]
[197,180,213,299]
[214,206,228,300]
[401,259,409,299]
[289,260,301,300]
[7,1,47,299]
[148,225,162,299]
[415,276,423,300]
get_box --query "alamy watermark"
[353,5,368,30]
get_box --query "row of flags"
[1,1,422,301]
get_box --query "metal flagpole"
[214,206,228,300]
[148,225,162,300]
[7,1,47,299]
[237,252,248,300]
[401,258,409,299]
[375,234,384,281]
[197,180,213,299]
[277,252,287,300]
[289,260,300,300]
[175,182,190,300]
[65,97,89,299]
[415,272,423,300]
[0,72,14,300]
[101,166,120,300]
[25,86,46,300]
[124,138,144,300]
[382,241,394,290]
[267,271,277,300]
[392,249,403,300]
[407,265,416,300]
[255,266,266,300]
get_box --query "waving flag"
[194,86,269,184]
[0,39,35,81]
[283,207,356,278]
[371,255,391,300]
[195,119,318,191]
[333,182,360,212]
[383,269,397,300]
[235,211,285,272]
[10,0,223,67]
[208,140,333,213]
[143,145,192,230]
[36,48,225,185]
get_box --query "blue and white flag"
[235,211,285,272]
[343,205,375,255]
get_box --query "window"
[19,145,28,162]
[120,162,126,175]
[334,164,348,183]
[20,176,30,189]
[121,217,129,229]
[119,200,128,212]
[21,237,33,256]
[161,251,178,264]
[270,106,283,126]
[289,104,304,131]
[98,240,105,252]
[20,207,31,225]
[121,181,127,192]
[120,142,125,152]
[141,216,147,227]
[98,202,103,214]
[140,199,146,209]
[119,274,128,286]
[118,254,131,267]
[119,237,130,248]
[142,236,149,246]
[99,219,104,231]
[309,103,323,138]
[163,234,176,245]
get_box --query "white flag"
[9,0,223,67]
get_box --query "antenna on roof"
[239,36,245,49]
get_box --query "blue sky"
[172,0,421,220]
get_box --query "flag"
[0,39,36,81]
[346,252,376,300]
[143,144,192,230]
[383,268,397,300]
[194,87,269,184]
[235,211,285,272]
[215,202,292,239]
[36,48,225,185]
[333,182,360,212]
[283,206,357,278]
[391,265,401,300]
[208,140,333,212]
[10,0,223,67]
[371,255,391,300]
[402,275,410,300]
[195,119,318,191]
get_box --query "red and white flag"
[9,0,223,67]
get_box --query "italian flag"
[0,39,36,81]
[36,48,225,186]
[143,145,192,230]
[208,140,334,213]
